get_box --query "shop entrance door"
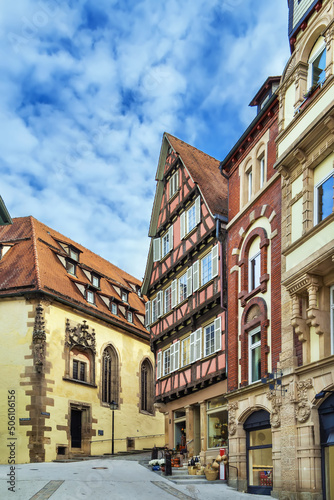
[193,406,201,455]
[319,393,334,500]
[244,409,272,495]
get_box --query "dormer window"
[91,275,100,288]
[121,291,128,302]
[127,311,133,323]
[69,248,79,262]
[111,302,118,315]
[66,260,76,275]
[86,290,95,304]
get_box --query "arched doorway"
[244,409,272,495]
[319,393,334,500]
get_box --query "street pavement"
[0,452,266,500]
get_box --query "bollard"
[165,450,172,476]
[151,446,158,460]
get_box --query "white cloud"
[0,0,289,279]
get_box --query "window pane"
[182,337,191,366]
[162,233,170,257]
[207,409,228,449]
[249,253,261,291]
[202,253,212,285]
[248,447,273,487]
[80,362,86,381]
[179,274,187,302]
[187,205,196,232]
[317,176,333,223]
[312,48,326,86]
[251,344,261,382]
[249,428,271,447]
[73,360,78,379]
[205,324,215,356]
[165,287,172,313]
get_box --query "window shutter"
[186,267,193,297]
[169,224,173,251]
[195,195,201,225]
[171,279,177,308]
[214,317,222,352]
[153,238,161,262]
[193,261,199,291]
[190,332,195,363]
[145,301,151,327]
[170,344,175,372]
[195,328,202,360]
[174,341,180,370]
[157,351,162,379]
[157,291,163,317]
[180,212,186,239]
[212,244,219,278]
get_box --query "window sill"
[239,275,269,306]
[63,376,97,388]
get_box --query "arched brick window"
[238,227,269,306]
[140,358,154,414]
[102,345,119,404]
[240,298,269,386]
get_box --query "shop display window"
[207,397,228,449]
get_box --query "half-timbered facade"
[220,78,281,496]
[142,133,228,461]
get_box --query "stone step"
[171,478,226,485]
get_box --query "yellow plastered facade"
[0,297,164,464]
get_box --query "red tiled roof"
[0,217,148,338]
[165,133,228,217]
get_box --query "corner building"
[274,1,334,498]
[0,217,164,463]
[220,79,281,496]
[142,133,229,462]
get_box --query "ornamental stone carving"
[65,319,96,353]
[267,390,281,428]
[33,303,46,371]
[295,378,312,423]
[227,402,238,436]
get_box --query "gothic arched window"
[102,346,119,404]
[140,359,154,414]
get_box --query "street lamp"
[110,400,118,455]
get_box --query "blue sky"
[0,0,289,279]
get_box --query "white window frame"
[111,302,118,315]
[164,285,172,314]
[152,297,158,323]
[86,290,95,304]
[200,244,219,287]
[259,155,265,189]
[248,327,261,384]
[193,261,200,291]
[69,248,79,261]
[249,251,261,292]
[314,172,333,225]
[247,168,253,201]
[204,317,222,357]
[170,341,180,372]
[181,337,191,367]
[121,291,128,302]
[308,40,326,89]
[127,311,133,323]
[204,322,215,357]
[154,225,173,261]
[178,273,187,303]
[169,171,179,199]
[163,348,171,376]
[180,195,201,239]
[157,351,162,379]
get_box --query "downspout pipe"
[218,167,229,380]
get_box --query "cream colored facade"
[273,1,334,498]
[0,296,164,464]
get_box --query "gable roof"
[0,216,148,340]
[165,133,228,218]
[142,133,228,294]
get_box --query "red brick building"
[220,78,282,495]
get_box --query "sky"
[0,0,290,280]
